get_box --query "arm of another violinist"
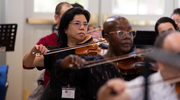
[23,44,48,67]
[97,78,130,100]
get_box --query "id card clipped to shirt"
[62,85,76,99]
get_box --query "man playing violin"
[97,31,180,100]
[48,16,138,100]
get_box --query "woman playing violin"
[49,16,138,100]
[97,31,180,100]
[23,7,91,68]
[23,7,106,100]
[23,7,107,69]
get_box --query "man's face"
[105,18,135,55]
[157,22,176,35]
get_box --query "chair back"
[0,65,8,100]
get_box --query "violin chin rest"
[133,62,155,67]
[99,43,108,49]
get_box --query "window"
[34,0,88,13]
[29,0,176,26]
[110,0,175,26]
[112,0,164,15]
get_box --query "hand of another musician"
[97,78,129,100]
[61,55,86,70]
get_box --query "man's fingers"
[69,55,85,69]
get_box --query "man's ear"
[104,33,110,42]
[54,14,60,23]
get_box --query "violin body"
[117,56,144,75]
[75,37,108,56]
[116,48,158,80]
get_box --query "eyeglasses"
[159,28,175,35]
[109,30,136,38]
[70,21,89,28]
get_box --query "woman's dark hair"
[71,3,84,9]
[155,17,177,35]
[57,7,90,46]
[171,8,180,16]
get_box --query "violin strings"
[82,49,153,69]
[83,53,141,68]
[44,37,107,55]
[45,42,99,55]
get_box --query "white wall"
[5,0,51,99]
[5,0,24,99]
[0,0,6,65]
[0,0,6,23]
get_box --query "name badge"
[62,86,76,99]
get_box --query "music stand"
[0,24,17,52]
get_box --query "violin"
[116,49,158,79]
[176,83,180,94]
[75,43,108,56]
[80,48,154,68]
[77,48,158,81]
[75,37,108,56]
[43,35,108,56]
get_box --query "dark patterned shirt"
[50,55,122,100]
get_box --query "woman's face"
[65,14,88,43]
[171,14,180,30]
[157,22,176,35]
